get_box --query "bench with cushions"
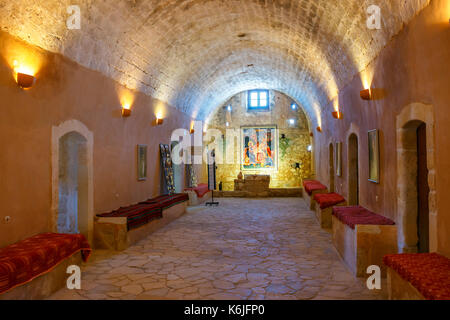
[303,180,328,210]
[383,253,450,300]
[332,206,397,277]
[94,193,189,251]
[0,233,91,300]
[313,192,346,228]
[184,183,211,206]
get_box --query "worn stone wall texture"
[0,0,429,121]
[208,90,312,190]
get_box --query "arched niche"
[347,133,359,206]
[396,103,436,253]
[52,120,94,245]
[345,123,361,206]
[329,142,335,192]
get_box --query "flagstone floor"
[49,198,386,300]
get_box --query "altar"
[234,174,271,195]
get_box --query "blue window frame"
[247,90,269,111]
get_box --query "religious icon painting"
[241,126,278,171]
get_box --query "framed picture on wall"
[336,142,342,177]
[137,144,147,181]
[368,129,380,183]
[241,126,278,171]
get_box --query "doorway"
[329,143,335,192]
[398,120,430,253]
[57,132,88,236]
[417,123,429,253]
[348,134,359,205]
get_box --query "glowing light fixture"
[227,105,232,112]
[13,60,36,88]
[332,111,343,119]
[226,122,230,127]
[360,88,373,100]
[155,110,164,125]
[121,104,131,117]
[291,103,297,110]
[289,119,295,125]
[307,145,312,152]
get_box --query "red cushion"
[0,233,91,295]
[303,180,327,196]
[383,253,450,300]
[332,206,395,229]
[185,183,210,198]
[313,192,345,209]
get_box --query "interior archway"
[396,103,436,253]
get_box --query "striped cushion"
[0,233,91,295]
[97,203,162,230]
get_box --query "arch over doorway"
[396,103,436,253]
[329,143,335,192]
[51,120,94,244]
[348,133,359,206]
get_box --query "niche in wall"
[57,132,88,235]
[52,120,94,244]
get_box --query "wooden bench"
[332,206,397,277]
[302,180,328,210]
[0,233,91,300]
[184,183,211,206]
[383,253,450,300]
[94,194,188,251]
[313,192,346,228]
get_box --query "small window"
[248,90,269,111]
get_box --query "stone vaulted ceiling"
[0,0,430,123]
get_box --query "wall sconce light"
[289,119,296,125]
[156,118,164,125]
[291,103,297,110]
[332,111,343,119]
[190,128,195,134]
[307,145,312,152]
[360,88,372,100]
[16,72,36,88]
[14,61,36,89]
[316,126,322,132]
[227,105,232,112]
[226,122,230,127]
[121,105,131,117]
